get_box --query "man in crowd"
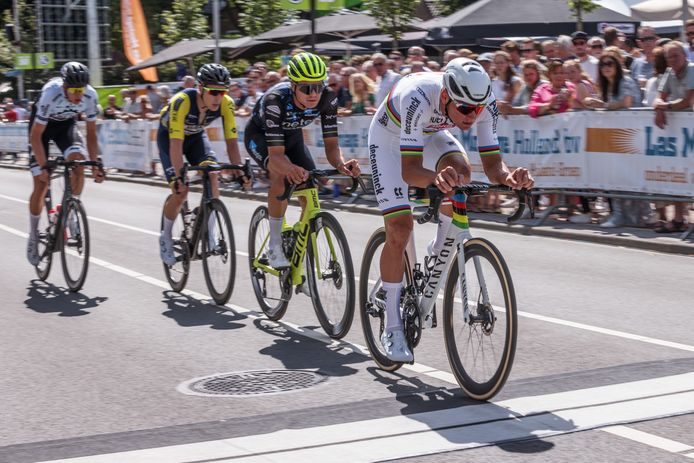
[103,95,123,120]
[442,49,459,66]
[588,36,605,58]
[631,26,659,87]
[572,31,598,81]
[372,53,401,106]
[521,39,540,61]
[181,75,196,89]
[686,19,694,62]
[327,72,352,114]
[542,40,558,61]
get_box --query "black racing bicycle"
[161,159,253,305]
[34,158,104,292]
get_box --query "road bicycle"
[359,184,532,400]
[248,170,365,339]
[34,158,103,292]
[161,159,252,305]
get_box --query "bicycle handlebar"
[180,158,254,187]
[276,168,367,201]
[44,158,103,169]
[416,183,534,225]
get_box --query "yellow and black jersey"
[159,88,237,140]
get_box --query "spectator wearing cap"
[631,26,659,89]
[502,40,522,73]
[373,53,401,106]
[520,39,540,61]
[588,36,605,58]
[476,52,494,75]
[572,31,599,82]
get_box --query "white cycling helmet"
[442,57,491,106]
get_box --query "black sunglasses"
[296,82,325,95]
[591,44,604,49]
[638,36,656,41]
[599,60,616,68]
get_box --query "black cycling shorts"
[157,126,217,182]
[244,120,316,173]
[28,104,86,169]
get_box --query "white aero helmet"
[443,57,491,106]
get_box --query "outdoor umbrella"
[211,37,280,60]
[126,39,216,72]
[630,0,694,20]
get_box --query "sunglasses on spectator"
[599,60,616,68]
[573,40,586,46]
[296,82,325,95]
[590,44,604,49]
[638,36,656,41]
[454,101,486,116]
[66,87,86,95]
[203,87,228,96]
[374,62,385,67]
[521,48,535,52]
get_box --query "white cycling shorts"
[368,123,468,219]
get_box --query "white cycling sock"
[431,213,453,255]
[162,217,174,239]
[383,281,403,332]
[30,214,40,234]
[207,212,217,246]
[269,216,283,249]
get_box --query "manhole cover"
[178,369,328,397]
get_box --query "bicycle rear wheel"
[443,237,517,401]
[60,198,90,292]
[358,227,414,372]
[248,206,291,320]
[306,212,355,339]
[202,198,236,305]
[35,210,54,281]
[161,196,190,292]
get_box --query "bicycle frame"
[180,171,216,260]
[252,187,338,286]
[42,165,78,253]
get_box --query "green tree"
[432,0,478,17]
[568,0,599,32]
[232,0,295,36]
[159,0,211,46]
[364,0,418,48]
[0,10,14,72]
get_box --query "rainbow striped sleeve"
[478,144,501,156]
[400,145,423,157]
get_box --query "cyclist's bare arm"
[324,137,360,177]
[268,145,307,184]
[480,153,534,189]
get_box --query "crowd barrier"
[1,110,693,197]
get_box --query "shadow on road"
[161,290,245,330]
[24,279,108,316]
[254,318,362,378]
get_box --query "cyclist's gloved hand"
[169,176,186,194]
[434,166,463,194]
[338,159,361,177]
[286,165,309,185]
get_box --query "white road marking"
[35,374,694,463]
[602,425,694,453]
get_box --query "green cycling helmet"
[287,52,327,83]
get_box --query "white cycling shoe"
[27,231,40,266]
[268,245,290,269]
[381,328,414,363]
[159,232,177,266]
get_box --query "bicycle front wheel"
[443,237,517,401]
[306,212,355,339]
[248,206,291,320]
[161,195,190,292]
[358,227,413,372]
[60,198,90,292]
[202,198,236,305]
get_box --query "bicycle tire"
[443,237,517,401]
[60,198,90,292]
[248,206,291,320]
[161,195,190,292]
[202,198,236,305]
[359,227,416,372]
[306,212,355,339]
[35,207,54,281]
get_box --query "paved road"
[1,168,693,462]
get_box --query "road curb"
[2,162,692,256]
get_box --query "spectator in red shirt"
[3,102,18,122]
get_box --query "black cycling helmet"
[61,61,90,86]
[197,63,232,87]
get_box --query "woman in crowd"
[582,50,638,110]
[563,59,596,110]
[348,73,377,115]
[528,59,575,117]
[498,60,547,115]
[491,51,522,105]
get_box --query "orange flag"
[121,0,158,82]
